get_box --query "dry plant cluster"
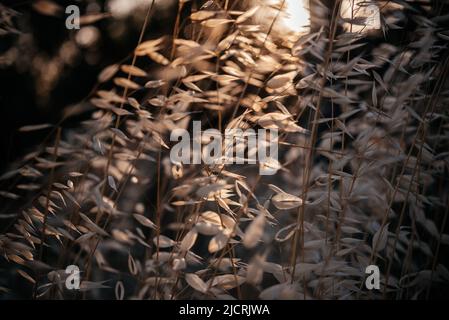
[0,0,449,300]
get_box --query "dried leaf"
[185,273,208,293]
[79,213,108,237]
[201,19,234,28]
[190,11,216,21]
[180,228,198,252]
[135,38,165,56]
[33,0,62,17]
[114,77,141,90]
[121,65,147,77]
[128,253,138,275]
[236,6,260,24]
[210,274,244,289]
[272,193,303,210]
[208,230,229,253]
[145,80,165,88]
[267,74,292,89]
[372,224,389,252]
[115,281,124,300]
[148,52,170,65]
[108,175,118,192]
[19,124,52,132]
[133,214,157,229]
[17,269,35,284]
[243,213,265,248]
[153,235,175,248]
[98,64,119,83]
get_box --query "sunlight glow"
[107,0,173,18]
[280,0,310,34]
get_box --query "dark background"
[0,0,177,173]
